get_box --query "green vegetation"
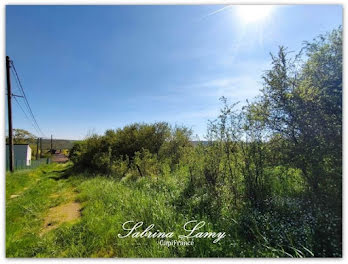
[6,27,341,257]
[6,128,75,159]
[40,139,76,151]
[6,164,80,257]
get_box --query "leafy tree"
[256,27,342,198]
[6,129,36,144]
[252,27,342,256]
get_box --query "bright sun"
[236,5,274,24]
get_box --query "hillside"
[40,139,77,150]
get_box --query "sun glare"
[236,5,274,24]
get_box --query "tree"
[6,129,36,144]
[257,27,342,198]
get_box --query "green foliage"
[41,139,76,150]
[13,128,36,144]
[70,122,193,178]
[6,163,80,257]
[133,149,160,178]
[6,27,342,258]
[6,129,76,150]
[249,27,342,256]
[258,27,342,197]
[159,126,192,169]
[265,166,305,196]
[238,198,316,257]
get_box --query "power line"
[10,67,41,135]
[13,96,42,136]
[10,67,42,136]
[10,60,46,137]
[13,96,31,122]
[10,62,44,137]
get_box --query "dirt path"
[41,189,82,235]
[51,152,69,163]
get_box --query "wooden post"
[6,56,14,172]
[50,134,53,153]
[40,138,42,158]
[36,138,39,160]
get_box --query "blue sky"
[6,5,342,140]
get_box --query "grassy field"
[6,163,262,258]
[6,163,81,257]
[6,163,200,257]
[6,160,340,258]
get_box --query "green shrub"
[70,123,193,179]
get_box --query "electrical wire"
[10,60,46,137]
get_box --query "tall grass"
[7,163,321,257]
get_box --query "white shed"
[6,144,32,166]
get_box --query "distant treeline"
[40,139,77,150]
[6,133,76,151]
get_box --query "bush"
[69,123,192,178]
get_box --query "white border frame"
[0,1,346,263]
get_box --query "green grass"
[6,163,190,257]
[6,163,322,258]
[6,163,81,257]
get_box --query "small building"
[6,144,32,166]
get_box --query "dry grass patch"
[41,188,82,235]
[41,201,81,234]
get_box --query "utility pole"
[6,56,14,172]
[50,135,53,153]
[36,138,39,160]
[40,138,42,158]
